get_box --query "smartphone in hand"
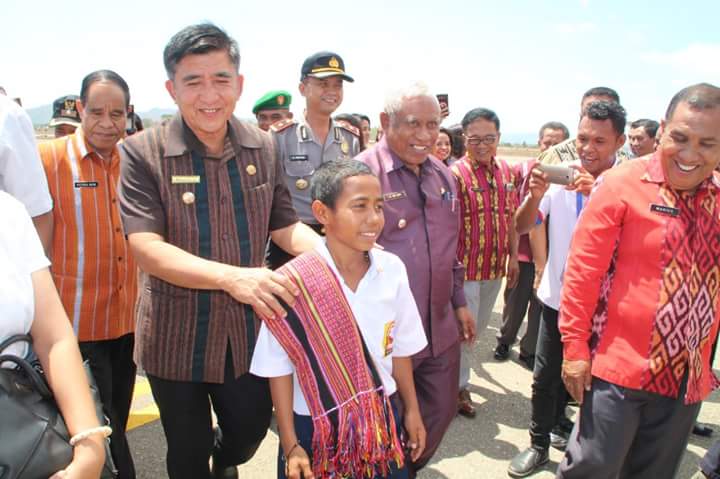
[537,164,575,185]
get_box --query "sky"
[2,0,719,140]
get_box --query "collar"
[297,116,340,144]
[315,239,382,282]
[641,152,720,192]
[164,112,263,158]
[73,127,118,162]
[462,154,498,172]
[376,137,437,176]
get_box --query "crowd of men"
[2,21,720,479]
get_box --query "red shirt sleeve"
[559,172,626,361]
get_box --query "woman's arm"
[30,267,105,478]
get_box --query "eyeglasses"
[464,135,498,146]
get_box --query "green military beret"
[252,90,292,114]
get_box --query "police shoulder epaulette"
[270,119,296,133]
[336,121,360,137]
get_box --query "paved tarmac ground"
[127,291,720,478]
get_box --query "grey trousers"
[459,279,503,388]
[557,376,700,479]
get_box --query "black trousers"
[147,349,272,479]
[497,260,542,357]
[558,376,700,478]
[529,305,569,449]
[79,333,137,479]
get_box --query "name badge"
[289,155,308,162]
[74,181,98,188]
[650,204,679,217]
[383,191,406,201]
[171,175,201,184]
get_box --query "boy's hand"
[404,407,426,462]
[285,445,314,479]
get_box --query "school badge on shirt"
[382,321,395,357]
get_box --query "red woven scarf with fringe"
[266,251,404,478]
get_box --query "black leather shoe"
[211,464,239,479]
[508,447,549,478]
[693,423,714,437]
[494,343,510,361]
[518,353,535,371]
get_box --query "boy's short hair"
[311,159,375,209]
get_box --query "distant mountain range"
[25,103,177,126]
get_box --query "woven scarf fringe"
[311,391,404,478]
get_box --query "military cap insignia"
[277,95,285,106]
[329,57,340,68]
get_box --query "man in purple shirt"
[356,81,474,477]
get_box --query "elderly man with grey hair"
[355,82,474,477]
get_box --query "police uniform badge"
[341,140,349,155]
[296,178,309,190]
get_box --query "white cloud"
[553,22,598,34]
[643,43,720,77]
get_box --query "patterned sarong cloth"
[266,251,404,478]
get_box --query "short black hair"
[311,160,375,209]
[665,83,720,121]
[355,113,370,125]
[581,101,627,136]
[630,119,660,138]
[582,87,620,104]
[461,108,500,132]
[80,70,130,108]
[538,121,570,141]
[163,23,240,79]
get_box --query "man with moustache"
[558,84,720,477]
[118,24,319,479]
[252,90,292,132]
[628,118,660,158]
[509,101,627,477]
[268,52,360,268]
[356,82,474,478]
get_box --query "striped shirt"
[119,114,298,383]
[451,156,519,281]
[38,129,137,341]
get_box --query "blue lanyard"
[576,192,584,218]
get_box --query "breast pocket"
[284,158,315,178]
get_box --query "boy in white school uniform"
[250,159,427,479]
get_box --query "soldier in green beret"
[253,90,293,131]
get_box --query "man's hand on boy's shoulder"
[455,306,476,344]
[216,266,300,320]
[404,407,427,462]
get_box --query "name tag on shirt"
[650,204,680,217]
[289,155,308,162]
[171,175,201,184]
[74,181,98,188]
[383,191,406,201]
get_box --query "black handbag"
[0,334,118,479]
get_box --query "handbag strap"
[0,333,32,353]
[0,334,52,398]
